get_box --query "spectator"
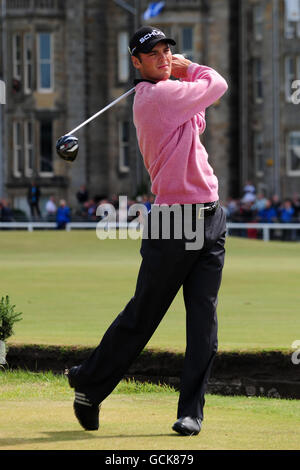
[76,185,89,205]
[87,199,98,220]
[240,201,256,223]
[27,180,41,219]
[278,199,295,241]
[257,199,278,223]
[241,192,256,204]
[242,181,256,203]
[237,201,256,237]
[292,193,300,221]
[0,199,14,222]
[243,181,256,195]
[110,194,119,210]
[253,193,267,212]
[142,194,152,212]
[279,199,295,223]
[271,194,281,213]
[224,197,238,221]
[56,199,71,230]
[45,196,57,220]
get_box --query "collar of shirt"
[134,79,157,85]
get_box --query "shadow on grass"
[0,431,96,447]
[0,431,176,448]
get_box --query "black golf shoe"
[73,392,100,431]
[65,366,80,389]
[172,416,202,436]
[65,367,100,431]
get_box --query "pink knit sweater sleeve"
[154,63,228,127]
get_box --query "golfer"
[66,25,228,436]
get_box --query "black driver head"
[56,135,79,162]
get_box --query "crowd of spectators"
[74,187,155,222]
[223,182,300,241]
[1,180,300,240]
[0,183,155,229]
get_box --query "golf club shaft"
[67,87,136,136]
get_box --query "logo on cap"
[139,30,165,44]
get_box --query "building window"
[180,27,194,61]
[253,4,263,41]
[287,131,300,176]
[118,32,129,83]
[254,132,264,177]
[284,0,300,38]
[24,121,34,177]
[24,34,33,93]
[119,121,130,173]
[0,80,6,104]
[156,25,195,61]
[13,121,23,177]
[37,33,53,91]
[285,56,300,102]
[12,33,22,80]
[253,58,263,102]
[39,121,53,175]
[12,32,54,93]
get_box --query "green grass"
[1,231,300,352]
[0,370,300,450]
[0,369,175,400]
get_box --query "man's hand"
[171,54,192,79]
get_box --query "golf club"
[56,87,136,162]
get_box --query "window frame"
[284,0,300,38]
[24,120,34,178]
[254,131,264,177]
[118,31,130,83]
[39,120,54,177]
[253,4,264,41]
[12,33,22,81]
[13,120,23,178]
[253,57,263,103]
[37,32,54,93]
[118,121,130,174]
[285,55,300,102]
[24,33,33,94]
[286,131,300,176]
[180,26,194,62]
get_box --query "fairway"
[0,371,300,450]
[1,231,300,352]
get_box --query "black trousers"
[73,205,226,420]
[29,202,41,218]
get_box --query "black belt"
[177,201,219,218]
[202,200,219,212]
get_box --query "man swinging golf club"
[65,25,228,436]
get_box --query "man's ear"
[131,55,142,70]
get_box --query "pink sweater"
[133,63,228,204]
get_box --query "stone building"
[240,0,300,199]
[0,0,136,216]
[0,0,239,218]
